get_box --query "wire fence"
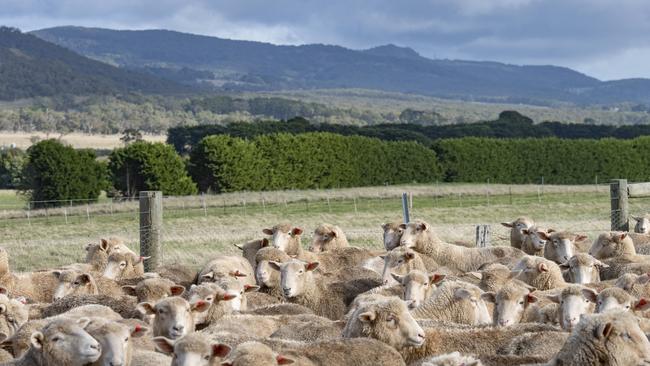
[0,183,649,271]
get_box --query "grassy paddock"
[0,183,646,271]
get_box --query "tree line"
[168,112,650,154]
[6,133,650,207]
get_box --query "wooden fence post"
[140,191,162,272]
[610,179,629,231]
[475,225,491,248]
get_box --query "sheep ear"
[0,287,7,295]
[122,285,137,296]
[30,331,44,350]
[595,322,613,340]
[76,317,91,329]
[404,251,415,261]
[453,288,472,300]
[581,289,598,303]
[467,272,482,280]
[417,222,427,231]
[526,293,539,304]
[78,273,92,285]
[508,270,522,279]
[547,294,561,303]
[391,273,404,284]
[0,305,6,315]
[243,285,260,293]
[84,243,92,251]
[0,338,13,354]
[522,229,530,235]
[481,292,496,303]
[537,231,550,241]
[594,260,609,269]
[233,244,244,251]
[635,298,650,311]
[547,229,556,233]
[559,262,570,270]
[52,271,62,279]
[153,337,175,355]
[268,261,282,271]
[430,274,445,285]
[229,270,247,278]
[212,343,231,358]
[191,300,211,313]
[262,228,274,235]
[291,228,303,236]
[330,231,337,238]
[170,286,185,297]
[633,216,642,222]
[537,263,549,273]
[305,262,319,271]
[137,302,156,316]
[501,222,514,228]
[276,355,295,365]
[575,235,588,242]
[261,238,269,247]
[381,223,389,231]
[637,275,650,285]
[379,255,386,260]
[398,224,407,230]
[137,256,151,264]
[131,324,148,338]
[358,311,376,323]
[620,233,628,240]
[219,293,237,302]
[100,239,109,251]
[201,271,215,281]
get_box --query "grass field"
[0,183,647,272]
[0,131,166,149]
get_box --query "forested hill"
[0,27,182,101]
[32,26,650,105]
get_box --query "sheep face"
[87,320,147,366]
[615,273,650,293]
[477,263,511,292]
[103,252,146,280]
[137,297,209,340]
[381,247,418,285]
[382,223,404,251]
[221,342,294,366]
[255,260,279,288]
[398,221,429,249]
[217,279,258,312]
[154,333,231,366]
[186,283,236,326]
[485,285,537,327]
[52,270,96,301]
[392,271,442,309]
[356,298,425,350]
[523,228,547,251]
[309,224,339,253]
[549,287,595,330]
[34,318,101,366]
[0,294,28,338]
[542,232,587,264]
[454,287,492,325]
[589,232,633,259]
[501,217,534,245]
[634,216,650,234]
[271,260,318,299]
[122,278,184,303]
[263,225,302,253]
[560,254,606,284]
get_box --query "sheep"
[263,224,304,256]
[41,294,137,320]
[499,331,570,360]
[559,253,607,284]
[102,252,147,281]
[51,269,123,301]
[234,238,270,269]
[0,248,59,302]
[342,296,560,364]
[615,272,650,298]
[121,277,185,303]
[137,296,210,340]
[481,283,543,326]
[548,311,650,365]
[1,319,48,359]
[581,287,650,315]
[633,215,650,234]
[417,352,482,366]
[156,264,197,289]
[242,303,314,316]
[400,221,525,272]
[84,238,133,272]
[197,255,255,286]
[547,285,595,330]
[255,247,292,301]
[3,317,101,366]
[512,256,567,290]
[520,225,549,256]
[473,263,519,292]
[269,316,344,343]
[309,223,350,253]
[185,282,249,327]
[589,231,650,279]
[538,231,589,264]
[0,294,28,339]
[0,348,11,363]
[268,260,351,320]
[382,222,404,251]
[391,270,445,309]
[130,350,172,365]
[84,318,148,366]
[501,217,534,249]
[219,341,294,366]
[153,332,232,366]
[380,246,430,285]
[298,246,385,276]
[411,280,492,325]
[282,338,408,366]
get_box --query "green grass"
[0,184,645,271]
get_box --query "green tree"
[21,139,107,207]
[109,141,197,197]
[0,147,26,189]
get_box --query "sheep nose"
[172,325,184,332]
[109,362,123,366]
[498,319,509,326]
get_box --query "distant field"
[0,131,166,149]
[0,183,645,272]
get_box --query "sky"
[2,0,650,81]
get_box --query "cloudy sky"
[2,0,650,80]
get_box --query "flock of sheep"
[1,217,650,365]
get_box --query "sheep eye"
[204,355,210,360]
[73,281,80,286]
[298,270,304,274]
[519,301,524,305]
[206,297,213,302]
[52,337,61,342]
[158,309,164,314]
[120,262,127,267]
[397,260,403,264]
[626,305,631,309]
[124,337,129,342]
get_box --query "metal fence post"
[402,192,410,223]
[611,179,629,231]
[140,191,162,272]
[475,225,491,248]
